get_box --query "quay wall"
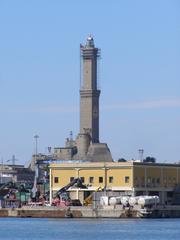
[1,206,180,218]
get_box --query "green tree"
[143,156,156,163]
[118,158,127,162]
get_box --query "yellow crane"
[83,187,102,206]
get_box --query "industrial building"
[0,164,34,184]
[49,161,180,205]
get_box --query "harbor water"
[0,218,180,240]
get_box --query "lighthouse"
[75,36,112,162]
[80,36,100,143]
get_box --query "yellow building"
[49,161,180,204]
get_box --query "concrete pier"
[1,205,180,218]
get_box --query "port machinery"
[83,186,103,206]
[52,178,87,207]
[0,181,32,208]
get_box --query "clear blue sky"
[0,0,179,165]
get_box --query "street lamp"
[34,135,39,158]
[34,134,39,176]
[138,149,144,162]
[32,135,39,200]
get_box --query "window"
[141,177,145,186]
[89,177,94,183]
[99,177,103,183]
[109,176,113,183]
[125,176,130,183]
[80,177,85,183]
[54,177,59,183]
[152,178,155,184]
[70,177,74,182]
[156,178,160,184]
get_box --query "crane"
[83,186,103,206]
[52,178,86,207]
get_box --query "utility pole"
[7,155,18,166]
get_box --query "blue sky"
[0,0,179,164]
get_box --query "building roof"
[49,161,180,169]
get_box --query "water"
[0,218,180,240]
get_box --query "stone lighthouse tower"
[75,36,112,162]
[80,36,100,143]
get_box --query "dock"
[1,205,180,218]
